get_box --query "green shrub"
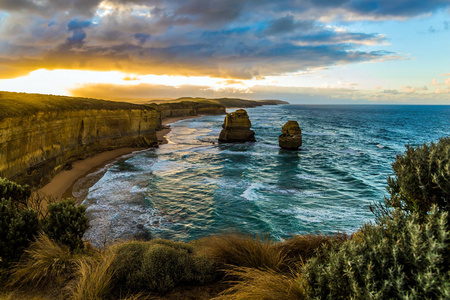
[304,207,450,299]
[0,198,40,265]
[111,239,217,294]
[44,199,89,252]
[0,178,31,207]
[139,243,189,292]
[386,137,450,218]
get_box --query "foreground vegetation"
[1,137,449,299]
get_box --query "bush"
[9,233,76,289]
[44,199,89,252]
[0,198,40,265]
[304,207,450,299]
[198,233,284,271]
[386,137,450,218]
[0,178,31,207]
[111,239,217,294]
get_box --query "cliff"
[0,92,286,188]
[146,97,289,108]
[147,100,225,119]
[0,92,226,187]
[0,92,160,187]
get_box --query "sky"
[0,0,449,104]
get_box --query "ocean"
[79,105,450,246]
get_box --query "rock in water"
[279,121,302,150]
[219,109,256,143]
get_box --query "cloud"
[69,81,450,104]
[431,76,450,94]
[400,85,428,93]
[383,89,399,94]
[0,0,448,80]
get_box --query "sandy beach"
[37,115,202,202]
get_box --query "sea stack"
[279,121,302,150]
[218,109,256,143]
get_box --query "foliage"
[0,198,40,265]
[9,233,76,289]
[44,199,89,252]
[198,233,285,271]
[218,267,307,300]
[0,178,31,207]
[111,239,217,294]
[386,137,450,219]
[304,207,450,299]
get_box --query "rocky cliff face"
[279,121,302,150]
[218,109,256,143]
[0,109,159,187]
[155,101,225,119]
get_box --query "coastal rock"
[0,92,228,188]
[218,109,256,143]
[279,121,302,150]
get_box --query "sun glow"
[0,69,258,97]
[0,67,372,99]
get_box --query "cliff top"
[0,91,156,120]
[145,97,289,108]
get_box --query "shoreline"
[38,115,204,202]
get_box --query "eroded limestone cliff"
[0,92,226,187]
[0,109,159,187]
[279,121,302,150]
[218,109,256,143]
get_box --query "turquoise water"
[81,105,450,245]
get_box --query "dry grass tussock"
[277,233,349,262]
[69,251,116,300]
[197,233,285,271]
[216,267,307,300]
[9,233,76,289]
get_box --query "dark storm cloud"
[0,0,448,79]
[263,15,315,35]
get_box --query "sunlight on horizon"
[0,68,336,98]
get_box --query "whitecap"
[241,182,265,201]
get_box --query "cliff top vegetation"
[145,97,289,108]
[0,91,156,120]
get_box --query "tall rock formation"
[219,109,256,143]
[279,121,302,150]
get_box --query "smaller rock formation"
[279,121,302,150]
[219,109,256,143]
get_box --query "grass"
[0,232,330,299]
[218,267,307,300]
[197,233,285,271]
[4,228,442,299]
[70,252,116,300]
[9,233,76,289]
[277,233,349,262]
[0,91,156,120]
